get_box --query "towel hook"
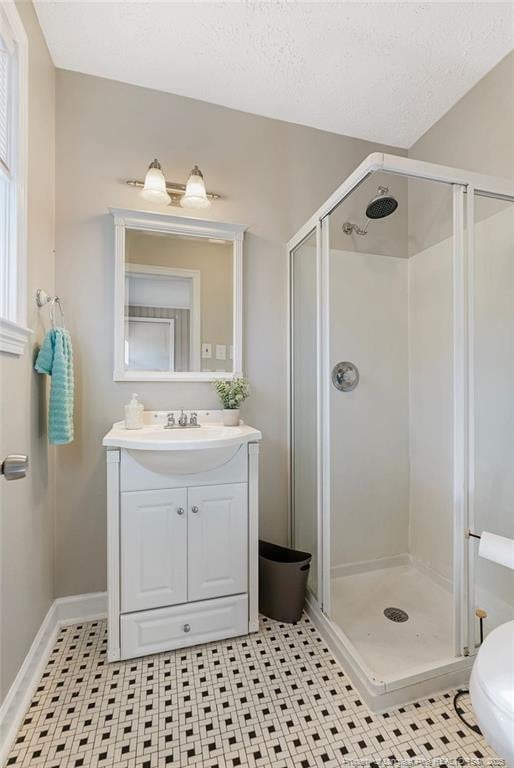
[36,289,66,329]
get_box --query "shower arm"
[342,219,370,237]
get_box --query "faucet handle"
[189,411,198,426]
[166,411,175,426]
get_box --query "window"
[0,2,28,355]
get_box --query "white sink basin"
[103,412,261,474]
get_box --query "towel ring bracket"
[36,289,66,328]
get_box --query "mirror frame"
[110,207,245,382]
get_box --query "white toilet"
[470,619,514,766]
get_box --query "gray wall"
[408,51,514,254]
[54,68,403,597]
[0,2,55,700]
[410,51,513,178]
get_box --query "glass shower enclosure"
[288,153,514,710]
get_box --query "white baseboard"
[54,591,107,625]
[0,592,107,767]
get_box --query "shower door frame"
[288,223,324,599]
[287,152,514,672]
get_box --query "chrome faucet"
[164,410,201,429]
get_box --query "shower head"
[342,185,398,236]
[365,186,398,219]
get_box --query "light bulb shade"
[180,165,211,209]
[140,159,171,204]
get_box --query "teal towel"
[35,328,74,445]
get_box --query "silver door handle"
[177,507,185,516]
[183,623,191,633]
[1,455,29,481]
[191,506,199,514]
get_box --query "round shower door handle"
[332,362,359,392]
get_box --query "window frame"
[0,1,29,356]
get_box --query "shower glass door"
[470,193,514,645]
[290,230,319,599]
[325,170,458,681]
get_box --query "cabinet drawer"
[120,595,248,659]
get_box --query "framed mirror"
[111,208,245,381]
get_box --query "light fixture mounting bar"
[125,179,221,200]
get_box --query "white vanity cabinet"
[104,413,261,662]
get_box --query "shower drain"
[383,607,409,623]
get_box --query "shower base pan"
[305,563,474,712]
[332,562,455,680]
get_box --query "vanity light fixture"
[180,165,211,209]
[126,161,221,207]
[140,159,171,205]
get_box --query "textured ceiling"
[35,1,514,148]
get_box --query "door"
[126,316,175,371]
[121,488,187,612]
[188,483,247,601]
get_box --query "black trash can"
[259,540,312,624]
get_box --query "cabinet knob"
[191,506,199,514]
[183,623,191,633]
[177,507,185,516]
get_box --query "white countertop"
[103,410,261,451]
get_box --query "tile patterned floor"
[5,616,500,768]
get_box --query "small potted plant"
[214,377,250,426]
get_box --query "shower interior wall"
[330,175,451,585]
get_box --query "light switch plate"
[216,344,226,360]
[201,343,212,359]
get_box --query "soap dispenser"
[125,393,144,430]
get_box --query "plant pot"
[222,409,240,426]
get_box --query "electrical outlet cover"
[201,343,212,359]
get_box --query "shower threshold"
[305,593,474,712]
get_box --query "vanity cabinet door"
[121,488,188,613]
[188,483,247,602]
